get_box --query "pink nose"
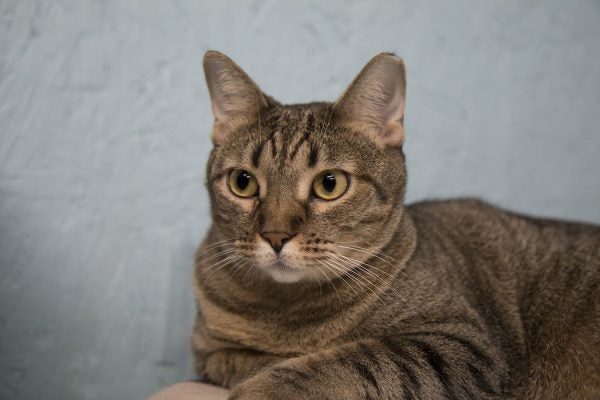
[260,231,295,253]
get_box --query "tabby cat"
[192,51,600,399]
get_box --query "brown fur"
[192,51,600,399]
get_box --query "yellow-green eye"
[228,169,259,198]
[312,170,348,200]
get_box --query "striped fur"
[192,52,600,399]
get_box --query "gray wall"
[1,1,599,399]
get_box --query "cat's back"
[406,197,600,259]
[405,197,600,320]
[405,198,600,399]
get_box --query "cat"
[191,51,600,400]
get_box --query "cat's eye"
[228,169,259,198]
[312,170,349,200]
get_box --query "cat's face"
[203,52,407,283]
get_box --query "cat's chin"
[262,262,312,284]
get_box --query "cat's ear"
[334,53,406,147]
[203,51,272,144]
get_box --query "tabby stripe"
[467,362,500,396]
[269,131,278,158]
[201,282,270,323]
[271,366,312,382]
[356,175,387,202]
[308,143,319,167]
[289,129,310,160]
[381,338,421,397]
[442,333,494,369]
[305,113,315,136]
[358,342,380,366]
[251,141,265,167]
[202,281,342,324]
[351,359,380,395]
[390,356,420,399]
[301,201,310,218]
[408,338,462,399]
[358,214,386,225]
[403,331,494,369]
[200,284,240,315]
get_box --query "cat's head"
[203,51,407,283]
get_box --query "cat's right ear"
[203,51,270,144]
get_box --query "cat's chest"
[198,291,368,355]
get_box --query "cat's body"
[192,52,600,399]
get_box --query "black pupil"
[237,171,251,191]
[322,173,336,192]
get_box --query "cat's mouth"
[267,258,299,272]
[261,259,310,283]
[273,260,294,269]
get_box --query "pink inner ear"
[382,120,405,146]
[378,84,405,146]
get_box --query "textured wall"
[1,1,599,399]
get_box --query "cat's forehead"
[258,107,327,172]
[219,103,342,170]
[261,103,333,135]
[217,102,380,179]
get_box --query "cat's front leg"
[229,336,507,400]
[196,348,284,388]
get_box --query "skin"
[192,52,600,399]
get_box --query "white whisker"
[319,259,362,299]
[326,257,386,304]
[333,253,409,304]
[202,254,246,282]
[313,262,343,309]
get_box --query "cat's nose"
[260,231,296,253]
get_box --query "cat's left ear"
[334,53,406,147]
[203,51,272,144]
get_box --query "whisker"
[200,238,239,248]
[336,252,412,292]
[241,259,256,282]
[332,253,409,304]
[314,262,343,309]
[199,247,239,263]
[336,244,399,267]
[335,252,399,282]
[335,243,415,288]
[228,258,251,281]
[202,255,246,282]
[319,259,363,299]
[336,237,402,266]
[316,260,351,304]
[196,239,239,255]
[326,257,386,305]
